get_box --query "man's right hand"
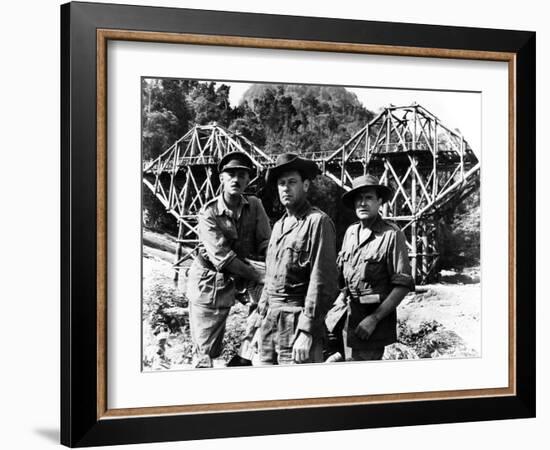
[292,331,313,363]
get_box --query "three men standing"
[186,152,271,368]
[187,150,413,367]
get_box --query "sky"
[225,81,481,155]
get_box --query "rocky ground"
[395,272,480,359]
[141,233,481,371]
[142,244,248,370]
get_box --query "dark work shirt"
[338,215,414,348]
[258,200,338,336]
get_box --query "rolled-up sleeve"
[197,210,237,271]
[387,229,415,291]
[297,215,339,334]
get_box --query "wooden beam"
[364,124,371,171]
[344,133,366,163]
[407,153,431,205]
[386,159,414,213]
[389,111,409,151]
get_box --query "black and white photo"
[141,79,481,370]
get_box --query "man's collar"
[353,214,384,246]
[282,199,311,221]
[215,194,248,217]
[369,214,384,232]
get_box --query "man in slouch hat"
[186,151,271,368]
[252,153,338,364]
[326,174,414,361]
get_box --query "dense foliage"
[142,79,479,268]
[142,80,372,238]
[438,189,481,269]
[235,84,373,155]
[142,80,372,160]
[142,79,236,233]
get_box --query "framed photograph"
[61,1,535,447]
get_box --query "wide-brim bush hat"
[341,174,392,208]
[265,152,320,186]
[218,151,255,175]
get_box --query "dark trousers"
[350,347,385,361]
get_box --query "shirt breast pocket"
[217,216,238,240]
[339,251,353,280]
[337,250,350,266]
[285,239,309,272]
[363,255,386,283]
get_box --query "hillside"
[233,83,374,155]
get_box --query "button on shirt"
[258,200,338,336]
[338,215,414,349]
[187,194,271,308]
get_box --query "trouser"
[349,347,385,361]
[258,305,324,365]
[188,302,231,367]
[342,324,385,361]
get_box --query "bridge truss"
[143,104,479,283]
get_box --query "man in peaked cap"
[251,153,338,364]
[325,174,414,361]
[186,151,271,368]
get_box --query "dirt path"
[398,283,481,354]
[141,230,481,369]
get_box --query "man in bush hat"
[326,174,414,361]
[186,151,271,368]
[251,153,338,364]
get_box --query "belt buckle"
[358,293,381,304]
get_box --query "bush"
[438,189,480,270]
[144,278,188,333]
[397,319,477,358]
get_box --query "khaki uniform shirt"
[258,200,338,337]
[186,194,271,309]
[338,215,414,349]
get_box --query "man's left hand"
[355,315,378,340]
[292,331,313,363]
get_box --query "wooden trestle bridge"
[143,104,479,283]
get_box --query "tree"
[241,83,374,155]
[229,101,266,146]
[142,80,376,237]
[142,78,196,160]
[438,188,480,269]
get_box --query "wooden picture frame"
[61,1,535,447]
